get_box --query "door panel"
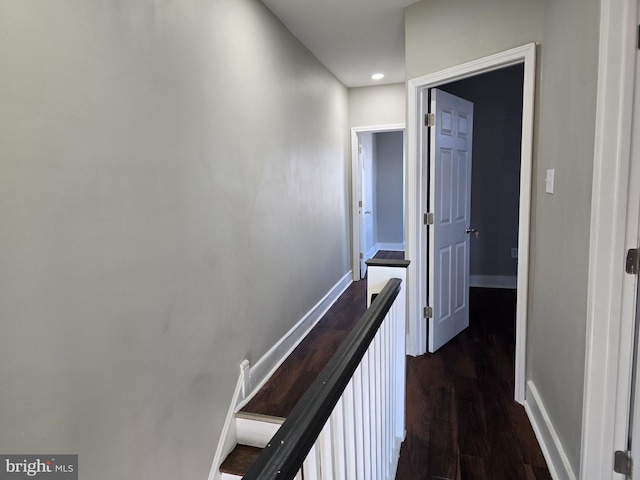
[358,132,375,278]
[429,89,474,353]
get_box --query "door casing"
[350,124,405,281]
[406,43,536,403]
[581,0,640,478]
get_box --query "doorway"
[407,43,536,403]
[351,124,406,280]
[424,65,524,353]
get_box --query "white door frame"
[580,0,640,478]
[406,43,536,403]
[351,124,405,281]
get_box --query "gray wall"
[0,1,349,479]
[374,132,404,245]
[529,0,600,470]
[406,0,600,473]
[349,83,406,127]
[440,66,524,278]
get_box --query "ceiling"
[260,0,417,88]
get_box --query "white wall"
[406,0,601,474]
[349,83,406,128]
[0,1,349,479]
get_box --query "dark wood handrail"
[241,278,402,480]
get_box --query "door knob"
[466,227,479,239]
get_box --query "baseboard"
[375,242,405,252]
[208,376,242,480]
[469,274,517,289]
[236,271,353,410]
[365,245,378,262]
[524,381,576,480]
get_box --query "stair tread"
[220,444,263,476]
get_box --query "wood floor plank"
[426,385,459,479]
[460,454,486,480]
[396,287,551,480]
[454,376,489,458]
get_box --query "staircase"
[218,255,408,479]
[219,413,283,479]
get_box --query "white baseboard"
[236,271,353,410]
[211,271,353,479]
[524,381,576,480]
[375,242,405,252]
[208,376,242,480]
[469,274,517,289]
[365,245,378,262]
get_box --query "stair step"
[235,411,284,448]
[220,444,262,479]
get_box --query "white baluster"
[352,364,365,479]
[361,351,373,480]
[331,397,346,479]
[342,380,358,479]
[318,416,334,478]
[302,443,321,480]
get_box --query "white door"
[358,133,375,278]
[428,89,474,352]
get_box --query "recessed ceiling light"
[371,73,385,80]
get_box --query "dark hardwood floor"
[241,277,367,418]
[242,251,550,479]
[241,250,402,417]
[396,288,551,480]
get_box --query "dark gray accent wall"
[374,131,404,245]
[440,65,524,278]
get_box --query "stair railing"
[242,260,408,480]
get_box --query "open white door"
[358,133,375,278]
[428,89,474,352]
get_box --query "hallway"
[236,252,550,479]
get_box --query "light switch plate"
[545,169,555,194]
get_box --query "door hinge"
[424,212,434,225]
[358,145,362,154]
[359,253,363,260]
[359,200,363,208]
[425,113,435,127]
[424,306,433,318]
[626,248,640,275]
[614,450,632,476]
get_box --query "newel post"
[366,259,410,309]
[365,258,410,456]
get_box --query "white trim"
[469,275,517,289]
[211,271,353,479]
[236,271,352,410]
[235,412,284,448]
[208,376,242,480]
[525,381,577,480]
[581,1,639,479]
[406,43,536,403]
[351,124,405,281]
[365,244,378,264]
